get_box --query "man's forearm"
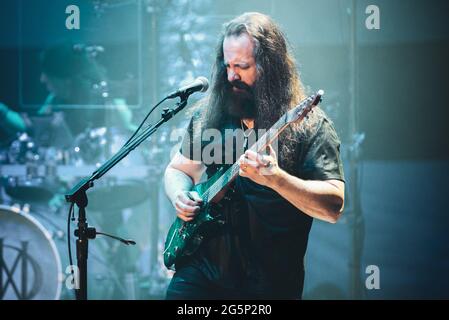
[164,166,195,205]
[267,169,344,223]
[0,104,27,133]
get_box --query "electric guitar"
[163,90,324,269]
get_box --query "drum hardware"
[87,178,150,212]
[1,131,65,204]
[3,168,61,204]
[44,163,58,178]
[7,132,42,165]
[26,162,38,177]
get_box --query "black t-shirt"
[178,110,345,299]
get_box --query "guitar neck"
[199,91,321,204]
[200,113,289,203]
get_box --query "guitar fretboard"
[200,93,317,203]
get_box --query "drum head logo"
[0,239,43,300]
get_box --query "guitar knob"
[181,234,187,240]
[174,246,180,253]
[193,235,203,244]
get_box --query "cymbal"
[87,179,150,211]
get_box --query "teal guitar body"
[163,167,234,269]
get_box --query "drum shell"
[0,205,62,300]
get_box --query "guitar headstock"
[285,89,324,124]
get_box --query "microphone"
[166,77,209,99]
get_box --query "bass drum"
[0,205,123,300]
[0,205,62,300]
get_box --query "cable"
[90,96,169,177]
[67,202,75,296]
[122,96,168,148]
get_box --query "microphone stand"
[65,95,190,300]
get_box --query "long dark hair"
[195,12,324,171]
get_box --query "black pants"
[166,263,303,300]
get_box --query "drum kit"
[0,121,172,300]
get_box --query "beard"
[222,78,282,130]
[226,80,257,119]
